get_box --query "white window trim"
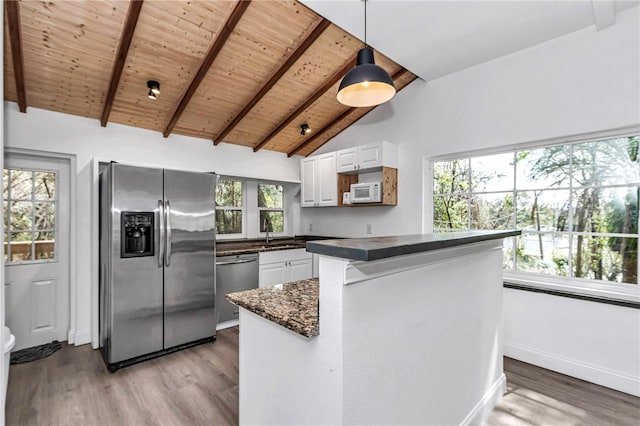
[256,180,287,238]
[216,177,247,240]
[425,126,640,303]
[216,177,294,240]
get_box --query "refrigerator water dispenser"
[121,212,154,258]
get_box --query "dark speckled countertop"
[216,236,338,257]
[306,230,521,261]
[226,279,319,338]
[216,240,306,256]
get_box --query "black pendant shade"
[337,47,396,107]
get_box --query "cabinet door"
[312,253,319,278]
[317,152,337,206]
[288,258,313,282]
[358,142,383,170]
[259,262,286,287]
[336,147,358,173]
[300,157,317,207]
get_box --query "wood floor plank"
[487,357,640,426]
[6,328,639,426]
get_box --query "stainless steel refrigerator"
[99,163,216,371]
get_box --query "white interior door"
[3,152,70,351]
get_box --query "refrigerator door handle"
[158,200,165,268]
[165,200,172,267]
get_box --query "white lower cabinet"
[259,262,287,287]
[312,253,319,278]
[259,249,313,287]
[288,259,313,282]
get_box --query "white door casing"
[4,152,70,351]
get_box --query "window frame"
[427,127,640,302]
[257,181,286,237]
[215,177,247,240]
[4,167,59,265]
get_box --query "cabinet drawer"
[259,248,311,265]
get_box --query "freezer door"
[109,164,164,362]
[163,169,216,348]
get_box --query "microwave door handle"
[158,200,165,267]
[165,200,172,267]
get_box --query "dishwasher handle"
[216,258,258,266]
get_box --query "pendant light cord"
[364,0,367,47]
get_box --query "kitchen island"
[227,230,520,425]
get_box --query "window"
[433,135,639,286]
[215,178,244,236]
[3,168,57,263]
[258,183,284,233]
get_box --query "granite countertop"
[216,235,338,257]
[226,278,319,338]
[306,230,521,261]
[216,239,306,256]
[217,241,306,256]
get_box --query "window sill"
[217,234,246,241]
[503,272,640,308]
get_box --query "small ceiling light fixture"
[147,80,160,100]
[300,123,311,135]
[337,0,396,108]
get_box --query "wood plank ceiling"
[3,0,416,157]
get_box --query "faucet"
[263,217,271,245]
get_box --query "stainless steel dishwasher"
[216,253,259,324]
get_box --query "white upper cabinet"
[300,152,337,207]
[300,157,317,207]
[336,148,358,173]
[317,152,337,206]
[336,141,397,174]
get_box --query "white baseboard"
[504,342,640,397]
[217,319,239,331]
[72,329,92,346]
[67,329,75,344]
[460,373,506,426]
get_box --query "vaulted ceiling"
[3,0,416,157]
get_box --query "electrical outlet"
[308,223,313,233]
[366,224,372,234]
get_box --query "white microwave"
[350,182,382,203]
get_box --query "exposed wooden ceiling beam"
[213,18,331,145]
[100,0,144,127]
[162,0,251,138]
[253,56,357,152]
[5,0,27,113]
[287,68,410,158]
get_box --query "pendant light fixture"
[147,80,160,100]
[337,0,396,107]
[300,123,311,135]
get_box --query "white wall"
[301,7,640,395]
[504,289,640,396]
[3,105,302,348]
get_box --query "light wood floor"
[6,328,239,426]
[6,327,639,426]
